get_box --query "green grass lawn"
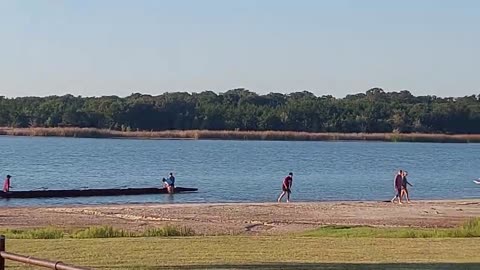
[3,236,480,269]
[301,225,480,238]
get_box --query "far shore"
[1,199,479,235]
[1,127,480,143]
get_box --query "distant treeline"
[1,88,479,134]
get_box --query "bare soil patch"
[1,200,479,235]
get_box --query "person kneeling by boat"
[162,173,175,194]
[3,175,12,193]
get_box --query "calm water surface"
[0,136,479,206]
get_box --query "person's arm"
[407,180,413,187]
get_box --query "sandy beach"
[1,199,479,235]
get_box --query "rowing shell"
[0,187,198,199]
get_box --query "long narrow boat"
[0,187,198,199]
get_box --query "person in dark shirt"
[277,172,293,203]
[401,171,413,203]
[168,173,175,188]
[391,170,403,204]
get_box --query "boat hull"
[0,187,198,199]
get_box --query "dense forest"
[1,88,479,134]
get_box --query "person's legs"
[397,188,403,204]
[277,191,286,202]
[286,191,291,203]
[391,189,399,203]
[405,188,410,202]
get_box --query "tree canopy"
[1,88,479,134]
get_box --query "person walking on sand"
[401,171,413,203]
[278,172,293,203]
[391,170,403,204]
[3,175,11,193]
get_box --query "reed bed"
[1,127,480,142]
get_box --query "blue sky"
[0,0,479,97]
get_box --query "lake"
[0,136,479,206]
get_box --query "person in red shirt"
[277,172,293,203]
[391,170,404,204]
[3,175,12,193]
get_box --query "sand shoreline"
[2,198,479,209]
[1,199,479,235]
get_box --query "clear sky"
[0,0,479,97]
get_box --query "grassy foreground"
[303,218,480,238]
[2,218,480,240]
[3,237,480,269]
[1,127,480,142]
[0,225,194,239]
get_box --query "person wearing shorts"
[277,172,293,203]
[401,171,413,203]
[391,170,404,204]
